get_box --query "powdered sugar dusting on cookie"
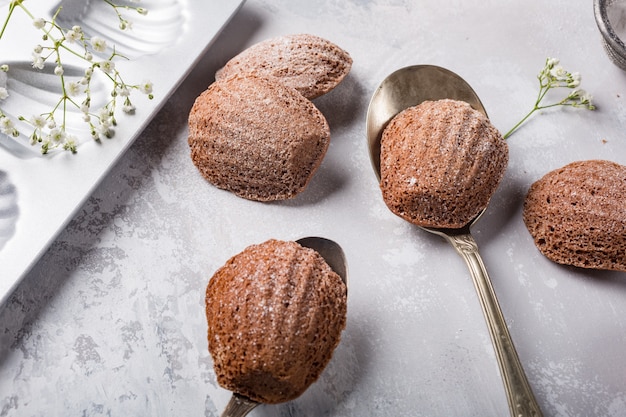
[215,34,352,99]
[205,239,347,404]
[380,99,508,228]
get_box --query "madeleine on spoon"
[380,99,508,229]
[206,239,347,406]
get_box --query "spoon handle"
[445,233,543,417]
[220,393,260,417]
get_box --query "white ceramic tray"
[0,0,246,303]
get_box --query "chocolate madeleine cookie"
[188,75,330,201]
[216,33,352,99]
[205,239,347,404]
[380,99,508,228]
[523,159,626,271]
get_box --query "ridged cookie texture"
[523,160,626,272]
[380,99,508,228]
[205,239,347,404]
[215,33,352,99]
[188,75,330,201]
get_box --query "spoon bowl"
[297,236,348,287]
[366,65,543,417]
[220,236,348,417]
[366,65,487,181]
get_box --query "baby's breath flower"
[549,65,567,81]
[40,140,50,154]
[119,19,132,31]
[0,64,8,72]
[0,67,7,100]
[97,123,111,140]
[139,80,153,95]
[116,85,130,97]
[81,67,93,85]
[568,72,581,88]
[581,91,593,105]
[63,135,77,153]
[503,57,595,139]
[122,97,135,113]
[32,17,45,29]
[54,65,63,76]
[90,36,107,53]
[30,115,46,129]
[80,102,90,114]
[97,107,110,121]
[138,80,154,99]
[546,57,559,67]
[65,28,81,43]
[0,115,10,130]
[31,53,44,70]
[66,81,81,97]
[99,60,115,74]
[0,115,18,137]
[570,89,594,108]
[48,127,65,143]
[29,132,39,145]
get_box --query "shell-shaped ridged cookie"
[205,239,347,404]
[523,160,626,271]
[188,75,330,201]
[215,33,352,99]
[380,99,508,228]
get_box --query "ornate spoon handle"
[445,232,543,417]
[220,393,259,417]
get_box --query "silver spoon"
[366,65,543,417]
[220,236,348,417]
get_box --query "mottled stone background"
[1,0,626,416]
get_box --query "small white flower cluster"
[110,0,148,31]
[0,113,18,138]
[0,64,8,100]
[540,58,594,109]
[503,57,595,139]
[0,0,153,154]
[0,65,18,138]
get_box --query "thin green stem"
[15,1,33,19]
[503,81,547,139]
[503,107,538,140]
[537,102,568,110]
[62,94,67,129]
[536,85,550,105]
[0,2,17,40]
